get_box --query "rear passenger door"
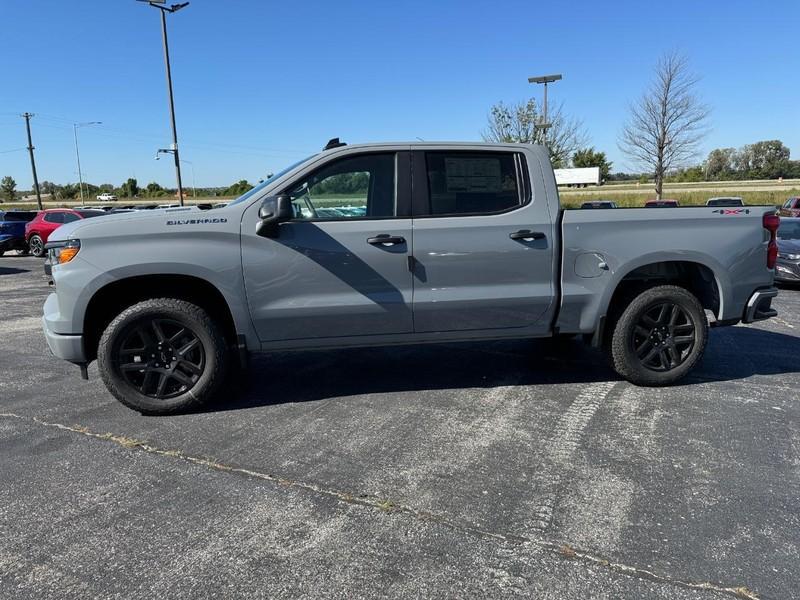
[410,149,556,334]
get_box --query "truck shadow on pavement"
[204,326,800,413]
[0,266,30,276]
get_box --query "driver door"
[241,151,414,343]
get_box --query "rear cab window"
[416,151,527,216]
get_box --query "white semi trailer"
[555,167,601,187]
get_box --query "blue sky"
[1,0,798,189]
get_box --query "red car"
[645,199,679,208]
[25,208,104,257]
[779,196,800,218]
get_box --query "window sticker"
[444,157,502,193]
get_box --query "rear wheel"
[607,285,708,386]
[97,298,229,414]
[28,235,45,257]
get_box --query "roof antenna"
[324,137,347,150]
[416,136,424,141]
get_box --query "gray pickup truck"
[42,141,780,414]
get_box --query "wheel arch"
[83,274,239,363]
[590,256,728,346]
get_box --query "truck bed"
[556,206,776,334]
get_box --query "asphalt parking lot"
[1,254,798,600]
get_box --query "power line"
[0,147,27,154]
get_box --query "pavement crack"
[0,411,760,599]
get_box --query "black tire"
[607,285,708,386]
[97,298,229,415]
[29,235,45,257]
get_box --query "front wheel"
[28,235,45,257]
[607,285,708,386]
[97,298,229,414]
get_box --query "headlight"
[779,252,800,260]
[49,239,81,265]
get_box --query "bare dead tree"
[482,98,588,167]
[619,52,710,198]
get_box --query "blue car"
[0,210,38,256]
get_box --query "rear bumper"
[42,292,86,363]
[742,287,778,323]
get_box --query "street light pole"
[73,121,102,203]
[527,74,562,147]
[138,1,189,205]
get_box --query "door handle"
[367,234,406,246]
[509,230,545,241]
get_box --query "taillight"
[763,213,780,269]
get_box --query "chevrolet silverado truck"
[42,141,780,414]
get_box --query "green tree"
[483,98,588,167]
[59,183,79,200]
[747,140,790,179]
[224,180,253,196]
[121,177,139,198]
[704,148,736,180]
[144,181,166,197]
[0,176,16,203]
[571,147,612,180]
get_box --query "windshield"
[708,198,742,206]
[228,154,318,206]
[778,221,800,240]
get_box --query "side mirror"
[256,194,293,238]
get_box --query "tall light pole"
[137,0,189,206]
[527,74,562,145]
[73,121,102,203]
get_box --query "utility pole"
[527,74,562,147]
[22,113,43,210]
[138,1,190,205]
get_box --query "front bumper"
[742,287,778,323]
[775,259,800,282]
[42,292,86,363]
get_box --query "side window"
[62,213,80,223]
[424,152,522,216]
[286,153,396,220]
[44,212,64,224]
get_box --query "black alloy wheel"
[116,317,205,400]
[630,302,696,372]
